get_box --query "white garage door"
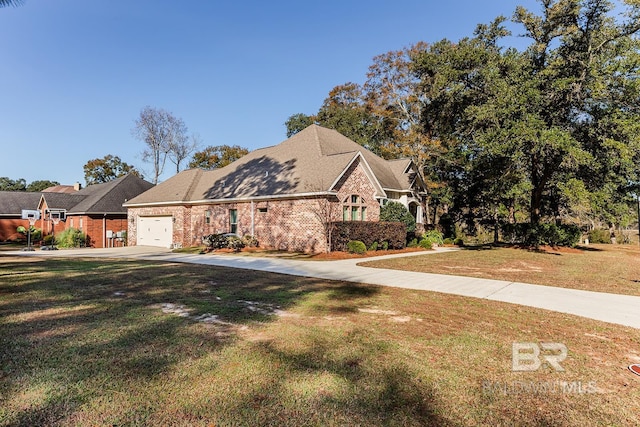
[137,216,173,248]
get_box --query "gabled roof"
[68,174,154,214]
[37,193,84,211]
[386,158,420,191]
[43,185,79,194]
[0,175,153,217]
[125,125,422,206]
[0,192,43,216]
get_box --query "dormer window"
[343,195,367,221]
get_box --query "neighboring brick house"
[0,192,44,242]
[0,174,153,248]
[0,183,82,241]
[125,125,427,253]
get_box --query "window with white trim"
[342,195,367,221]
[229,209,238,234]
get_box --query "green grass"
[361,244,640,296]
[0,243,26,252]
[1,255,639,426]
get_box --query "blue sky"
[0,0,540,186]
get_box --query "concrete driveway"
[7,246,640,329]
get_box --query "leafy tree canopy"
[188,145,249,170]
[0,177,26,191]
[289,0,640,234]
[83,155,142,185]
[26,180,60,192]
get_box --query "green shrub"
[242,235,259,247]
[422,230,444,246]
[407,238,418,248]
[380,202,416,233]
[55,228,87,248]
[43,235,54,246]
[227,236,246,252]
[454,237,464,246]
[588,229,610,244]
[17,226,42,243]
[443,238,454,245]
[330,221,405,251]
[202,233,228,249]
[203,233,247,251]
[381,241,389,250]
[501,223,581,247]
[347,240,366,254]
[368,241,378,251]
[419,238,435,249]
[557,224,581,247]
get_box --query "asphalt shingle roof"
[69,174,154,214]
[125,125,418,206]
[0,175,153,216]
[0,192,43,216]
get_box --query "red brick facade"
[0,213,128,248]
[127,159,383,253]
[0,218,33,241]
[64,215,128,248]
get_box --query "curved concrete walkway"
[8,246,640,329]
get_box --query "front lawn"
[1,256,639,426]
[361,244,640,296]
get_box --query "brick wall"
[0,214,128,248]
[126,205,185,247]
[62,214,128,248]
[333,159,381,222]
[127,158,382,253]
[0,218,32,241]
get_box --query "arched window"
[343,195,367,221]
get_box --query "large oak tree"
[188,145,249,170]
[83,155,142,185]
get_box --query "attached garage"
[137,216,173,248]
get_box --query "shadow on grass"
[460,244,495,251]
[462,243,605,255]
[221,332,453,426]
[573,245,605,252]
[0,257,387,426]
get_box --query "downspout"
[103,214,106,248]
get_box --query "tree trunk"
[530,186,543,224]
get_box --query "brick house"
[124,125,427,252]
[0,174,153,248]
[0,192,44,242]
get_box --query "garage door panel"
[137,216,173,248]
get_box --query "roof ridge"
[311,124,324,157]
[183,169,203,201]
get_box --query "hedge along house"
[124,125,427,253]
[33,174,154,248]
